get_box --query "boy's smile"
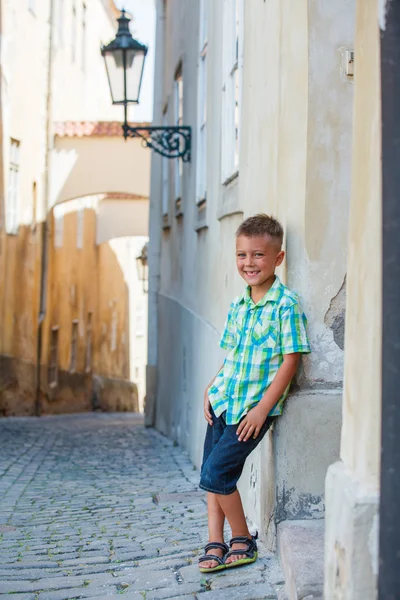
[236,234,284,299]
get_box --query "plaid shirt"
[208,276,311,424]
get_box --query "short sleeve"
[280,303,311,355]
[220,303,236,350]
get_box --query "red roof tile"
[54,121,152,138]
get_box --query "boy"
[198,214,311,572]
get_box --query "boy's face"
[236,234,284,289]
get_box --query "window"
[81,3,87,70]
[197,0,208,204]
[54,206,64,248]
[221,0,243,183]
[136,304,145,338]
[49,328,59,386]
[57,0,64,47]
[85,312,92,372]
[6,139,20,234]
[76,208,84,249]
[70,321,78,372]
[111,311,118,352]
[72,1,77,62]
[162,109,169,217]
[174,67,183,207]
[31,182,37,228]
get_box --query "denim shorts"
[199,406,275,495]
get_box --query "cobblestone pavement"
[0,413,286,600]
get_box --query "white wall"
[150,0,355,540]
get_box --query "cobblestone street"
[0,414,286,600]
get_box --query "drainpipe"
[144,0,164,427]
[379,0,400,596]
[35,0,55,416]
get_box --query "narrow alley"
[0,414,285,600]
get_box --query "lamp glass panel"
[104,49,125,103]
[126,50,146,103]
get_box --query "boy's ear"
[276,251,285,267]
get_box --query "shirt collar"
[239,275,283,307]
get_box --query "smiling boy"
[198,214,311,572]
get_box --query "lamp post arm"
[122,124,191,162]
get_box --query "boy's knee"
[199,462,236,495]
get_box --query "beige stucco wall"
[50,0,121,124]
[97,199,149,243]
[1,0,49,227]
[150,0,355,538]
[324,1,381,597]
[0,0,119,226]
[51,135,151,207]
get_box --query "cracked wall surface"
[324,276,347,350]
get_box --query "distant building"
[0,1,150,416]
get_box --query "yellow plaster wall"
[340,0,382,489]
[0,206,134,416]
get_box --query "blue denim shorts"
[199,406,275,495]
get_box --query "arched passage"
[50,122,151,206]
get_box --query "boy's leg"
[199,408,228,569]
[215,490,251,564]
[199,415,275,564]
[200,492,226,569]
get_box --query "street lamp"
[101,9,191,162]
[136,243,148,293]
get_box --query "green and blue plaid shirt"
[208,276,311,424]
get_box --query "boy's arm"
[204,364,224,426]
[236,353,300,442]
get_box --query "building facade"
[0,0,150,416]
[148,0,385,597]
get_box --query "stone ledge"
[278,520,324,600]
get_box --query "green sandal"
[198,541,229,573]
[224,533,258,569]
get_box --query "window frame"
[70,320,79,373]
[221,0,243,185]
[81,3,87,71]
[49,327,59,387]
[161,108,170,220]
[72,1,77,63]
[196,0,208,206]
[173,65,184,214]
[58,0,64,47]
[85,312,92,373]
[6,139,21,235]
[135,303,146,338]
[54,208,64,248]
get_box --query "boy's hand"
[236,405,268,442]
[204,389,213,426]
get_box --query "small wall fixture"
[345,50,354,77]
[101,10,191,162]
[136,243,148,294]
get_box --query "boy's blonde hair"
[236,214,284,248]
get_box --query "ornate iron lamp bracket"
[123,124,191,162]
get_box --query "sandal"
[198,541,229,573]
[224,533,258,569]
